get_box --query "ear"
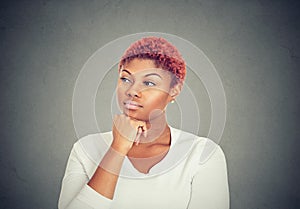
[168,83,182,101]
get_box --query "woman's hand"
[111,114,146,155]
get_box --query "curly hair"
[118,36,186,86]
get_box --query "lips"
[123,100,143,110]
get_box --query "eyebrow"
[121,69,131,75]
[144,73,162,79]
[120,69,162,79]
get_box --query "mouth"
[123,100,143,110]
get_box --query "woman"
[58,36,229,209]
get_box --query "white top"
[58,127,229,209]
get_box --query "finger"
[141,125,147,138]
[135,127,142,146]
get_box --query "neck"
[140,112,171,146]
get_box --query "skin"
[88,58,182,199]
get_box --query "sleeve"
[58,144,113,209]
[187,145,230,209]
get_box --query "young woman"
[58,37,229,209]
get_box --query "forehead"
[121,58,174,78]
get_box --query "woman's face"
[117,58,177,122]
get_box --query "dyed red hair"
[119,36,186,86]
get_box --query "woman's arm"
[87,114,145,199]
[58,114,145,209]
[187,145,230,209]
[58,141,131,209]
[58,144,113,209]
[87,144,127,199]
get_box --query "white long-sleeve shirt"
[58,127,229,209]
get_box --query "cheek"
[144,91,170,108]
[116,86,126,104]
[117,82,127,95]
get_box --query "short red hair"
[119,36,186,86]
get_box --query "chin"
[123,110,148,121]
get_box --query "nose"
[126,84,141,98]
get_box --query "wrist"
[110,142,130,156]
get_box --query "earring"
[170,99,175,104]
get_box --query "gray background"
[1,0,299,209]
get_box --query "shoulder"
[72,131,113,164]
[74,131,112,149]
[193,136,226,165]
[171,127,226,166]
[67,132,113,178]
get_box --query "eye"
[143,81,156,86]
[120,77,132,83]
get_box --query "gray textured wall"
[1,0,299,209]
